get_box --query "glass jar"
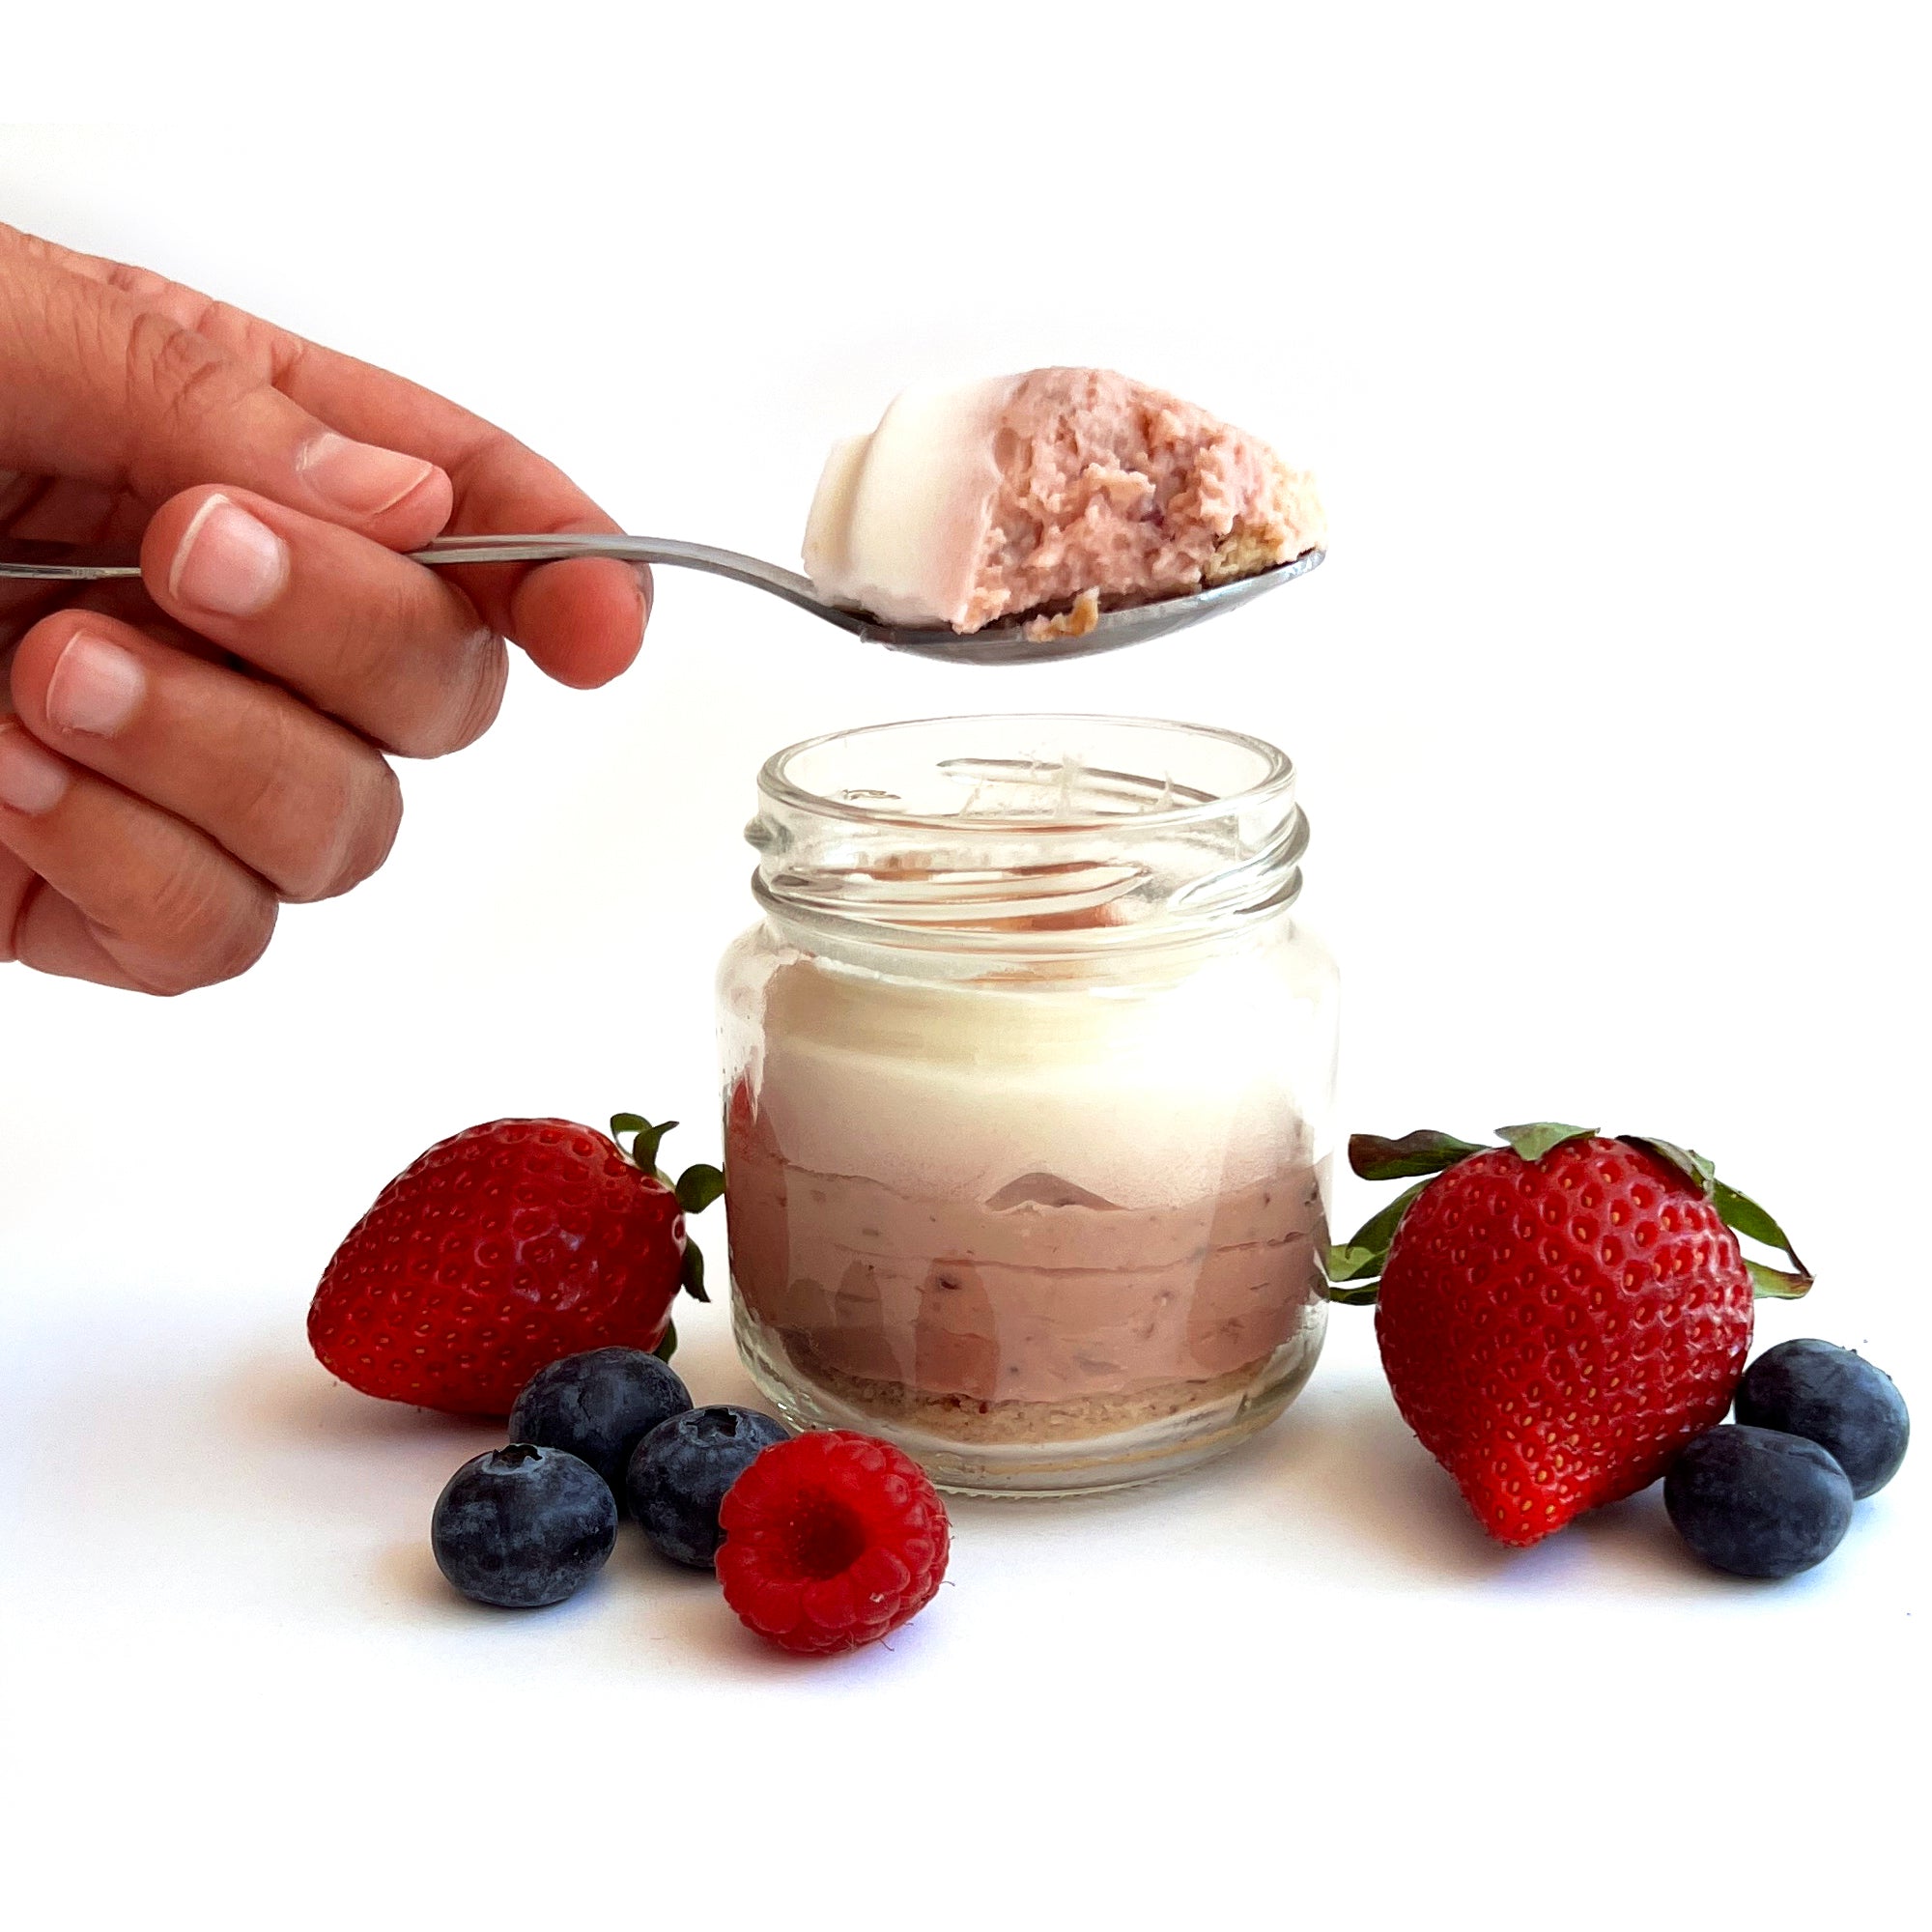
[717,715,1338,1496]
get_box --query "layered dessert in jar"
[719,716,1338,1494]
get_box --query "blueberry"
[431,1444,617,1607]
[1733,1338,1910,1499]
[508,1348,693,1500]
[1664,1425,1855,1578]
[626,1405,789,1569]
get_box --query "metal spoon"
[0,531,1324,666]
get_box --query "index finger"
[251,337,648,690]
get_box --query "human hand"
[0,223,648,994]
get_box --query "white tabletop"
[2,25,1926,1923]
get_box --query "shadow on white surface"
[23,1307,1879,1659]
[943,1371,1527,1583]
[218,1325,952,1674]
[373,1536,468,1615]
[941,1359,1877,1606]
[236,1344,507,1450]
[1260,1378,1524,1579]
[373,1534,682,1635]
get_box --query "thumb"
[0,238,452,545]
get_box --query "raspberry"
[716,1432,949,1655]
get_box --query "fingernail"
[298,432,439,517]
[46,630,146,737]
[169,494,289,617]
[0,724,70,815]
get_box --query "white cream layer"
[747,950,1328,1210]
[801,376,1019,626]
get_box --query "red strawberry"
[308,1114,724,1416]
[1328,1122,1811,1547]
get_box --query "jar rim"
[750,713,1305,959]
[757,713,1296,836]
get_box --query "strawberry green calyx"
[1347,1129,1492,1179]
[1618,1135,1715,1194]
[1324,1123,1813,1303]
[1325,1179,1430,1300]
[675,1164,725,1214]
[1494,1121,1596,1162]
[610,1113,727,1311]
[1617,1136,1812,1297]
[608,1113,721,1208]
[1327,1127,1514,1293]
[678,1242,709,1303]
[611,1112,680,1177]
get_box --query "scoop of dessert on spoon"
[0,530,1323,666]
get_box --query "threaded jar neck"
[748,714,1306,962]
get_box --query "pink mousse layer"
[959,367,1325,632]
[725,1097,1325,1408]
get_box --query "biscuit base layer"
[773,1330,1276,1446]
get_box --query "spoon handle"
[0,531,825,608]
[408,533,836,618]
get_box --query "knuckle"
[439,632,509,754]
[124,310,244,445]
[222,305,309,384]
[1,872,43,968]
[341,756,405,891]
[284,753,403,904]
[385,627,506,759]
[128,861,275,996]
[224,693,403,904]
[177,291,310,384]
[221,709,302,842]
[102,261,177,307]
[217,702,342,902]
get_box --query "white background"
[2,6,1927,1925]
